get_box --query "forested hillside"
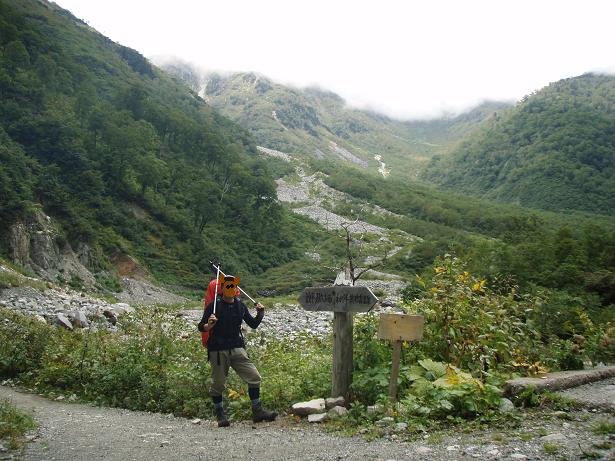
[159,61,508,179]
[0,0,305,290]
[422,74,615,215]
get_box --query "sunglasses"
[225,284,235,289]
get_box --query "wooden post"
[388,340,402,401]
[298,286,378,399]
[332,311,353,398]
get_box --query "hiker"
[198,274,277,427]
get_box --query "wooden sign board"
[298,286,378,312]
[378,313,424,342]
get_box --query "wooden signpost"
[299,286,378,398]
[378,313,424,401]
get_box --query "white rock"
[307,413,327,423]
[447,445,460,451]
[34,314,47,324]
[540,433,567,443]
[415,446,432,454]
[499,397,515,412]
[113,303,134,315]
[367,404,384,416]
[56,313,73,330]
[191,418,202,425]
[510,454,528,460]
[292,398,326,416]
[395,422,408,431]
[375,417,394,427]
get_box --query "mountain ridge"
[422,73,615,215]
[157,59,510,180]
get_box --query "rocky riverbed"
[0,258,407,338]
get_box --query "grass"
[0,265,47,291]
[543,442,561,454]
[0,398,37,450]
[519,432,535,441]
[592,419,615,435]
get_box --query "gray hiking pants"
[209,348,261,398]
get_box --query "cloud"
[55,0,615,120]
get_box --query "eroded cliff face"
[8,210,97,289]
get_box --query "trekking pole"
[209,261,258,305]
[213,264,221,315]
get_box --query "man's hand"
[206,314,218,330]
[255,302,265,311]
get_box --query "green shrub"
[0,398,36,449]
[404,255,547,375]
[0,308,331,420]
[0,309,51,377]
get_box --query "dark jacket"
[197,297,263,351]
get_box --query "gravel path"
[0,386,416,461]
[558,376,615,411]
[2,385,614,461]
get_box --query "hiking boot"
[252,403,277,423]
[215,406,230,427]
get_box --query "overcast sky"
[54,0,615,120]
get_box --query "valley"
[0,1,614,458]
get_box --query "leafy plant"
[397,359,503,419]
[404,254,545,375]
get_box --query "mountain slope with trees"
[159,60,509,180]
[0,0,307,290]
[422,73,615,215]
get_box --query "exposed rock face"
[110,252,150,281]
[8,210,96,290]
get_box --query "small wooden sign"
[378,313,424,342]
[298,286,378,312]
[378,313,425,402]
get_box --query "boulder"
[307,413,327,423]
[499,397,515,412]
[291,398,326,416]
[325,396,345,409]
[70,310,89,328]
[540,433,567,443]
[33,314,47,324]
[326,406,348,419]
[103,309,117,325]
[56,313,73,330]
[112,303,134,315]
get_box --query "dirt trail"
[0,386,415,461]
[2,384,615,461]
